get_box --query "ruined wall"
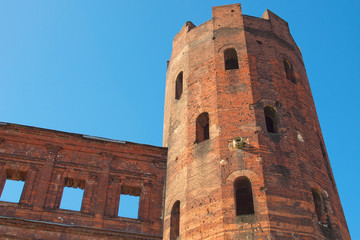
[0,123,167,240]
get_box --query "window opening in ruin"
[195,112,209,143]
[175,72,183,100]
[283,59,296,83]
[59,178,85,211]
[234,177,254,216]
[224,48,239,70]
[170,200,180,240]
[118,186,141,219]
[0,170,26,203]
[264,106,278,133]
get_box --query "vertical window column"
[0,166,6,197]
[20,167,37,206]
[81,178,95,214]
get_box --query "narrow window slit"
[196,112,209,143]
[175,72,183,100]
[264,106,278,133]
[234,177,254,216]
[170,201,180,240]
[312,188,328,225]
[283,59,296,84]
[224,48,239,70]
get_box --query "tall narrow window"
[264,106,278,133]
[224,48,239,70]
[312,188,326,224]
[234,177,254,216]
[170,201,180,240]
[60,178,85,211]
[0,169,26,203]
[175,72,183,100]
[283,59,296,83]
[317,133,327,158]
[196,112,209,143]
[118,186,141,219]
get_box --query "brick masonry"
[0,3,351,240]
[163,3,350,240]
[0,123,167,239]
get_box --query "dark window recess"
[234,177,254,216]
[118,186,141,219]
[283,59,296,83]
[319,141,327,158]
[0,170,26,203]
[170,201,180,240]
[224,48,239,70]
[312,188,327,225]
[196,112,209,143]
[316,132,327,158]
[59,178,85,211]
[264,106,278,133]
[175,72,183,100]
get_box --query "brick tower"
[163,3,350,240]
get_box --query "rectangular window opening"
[59,178,85,211]
[118,186,140,219]
[0,169,26,203]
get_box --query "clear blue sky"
[0,0,359,238]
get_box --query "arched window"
[170,201,180,240]
[264,106,278,133]
[234,177,254,215]
[283,59,296,83]
[175,72,183,100]
[312,188,326,224]
[224,48,239,70]
[196,112,209,143]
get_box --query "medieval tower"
[163,3,350,240]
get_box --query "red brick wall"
[163,3,350,240]
[244,10,350,239]
[0,3,351,240]
[0,123,167,239]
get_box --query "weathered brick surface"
[0,123,167,239]
[163,3,350,240]
[0,3,350,240]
